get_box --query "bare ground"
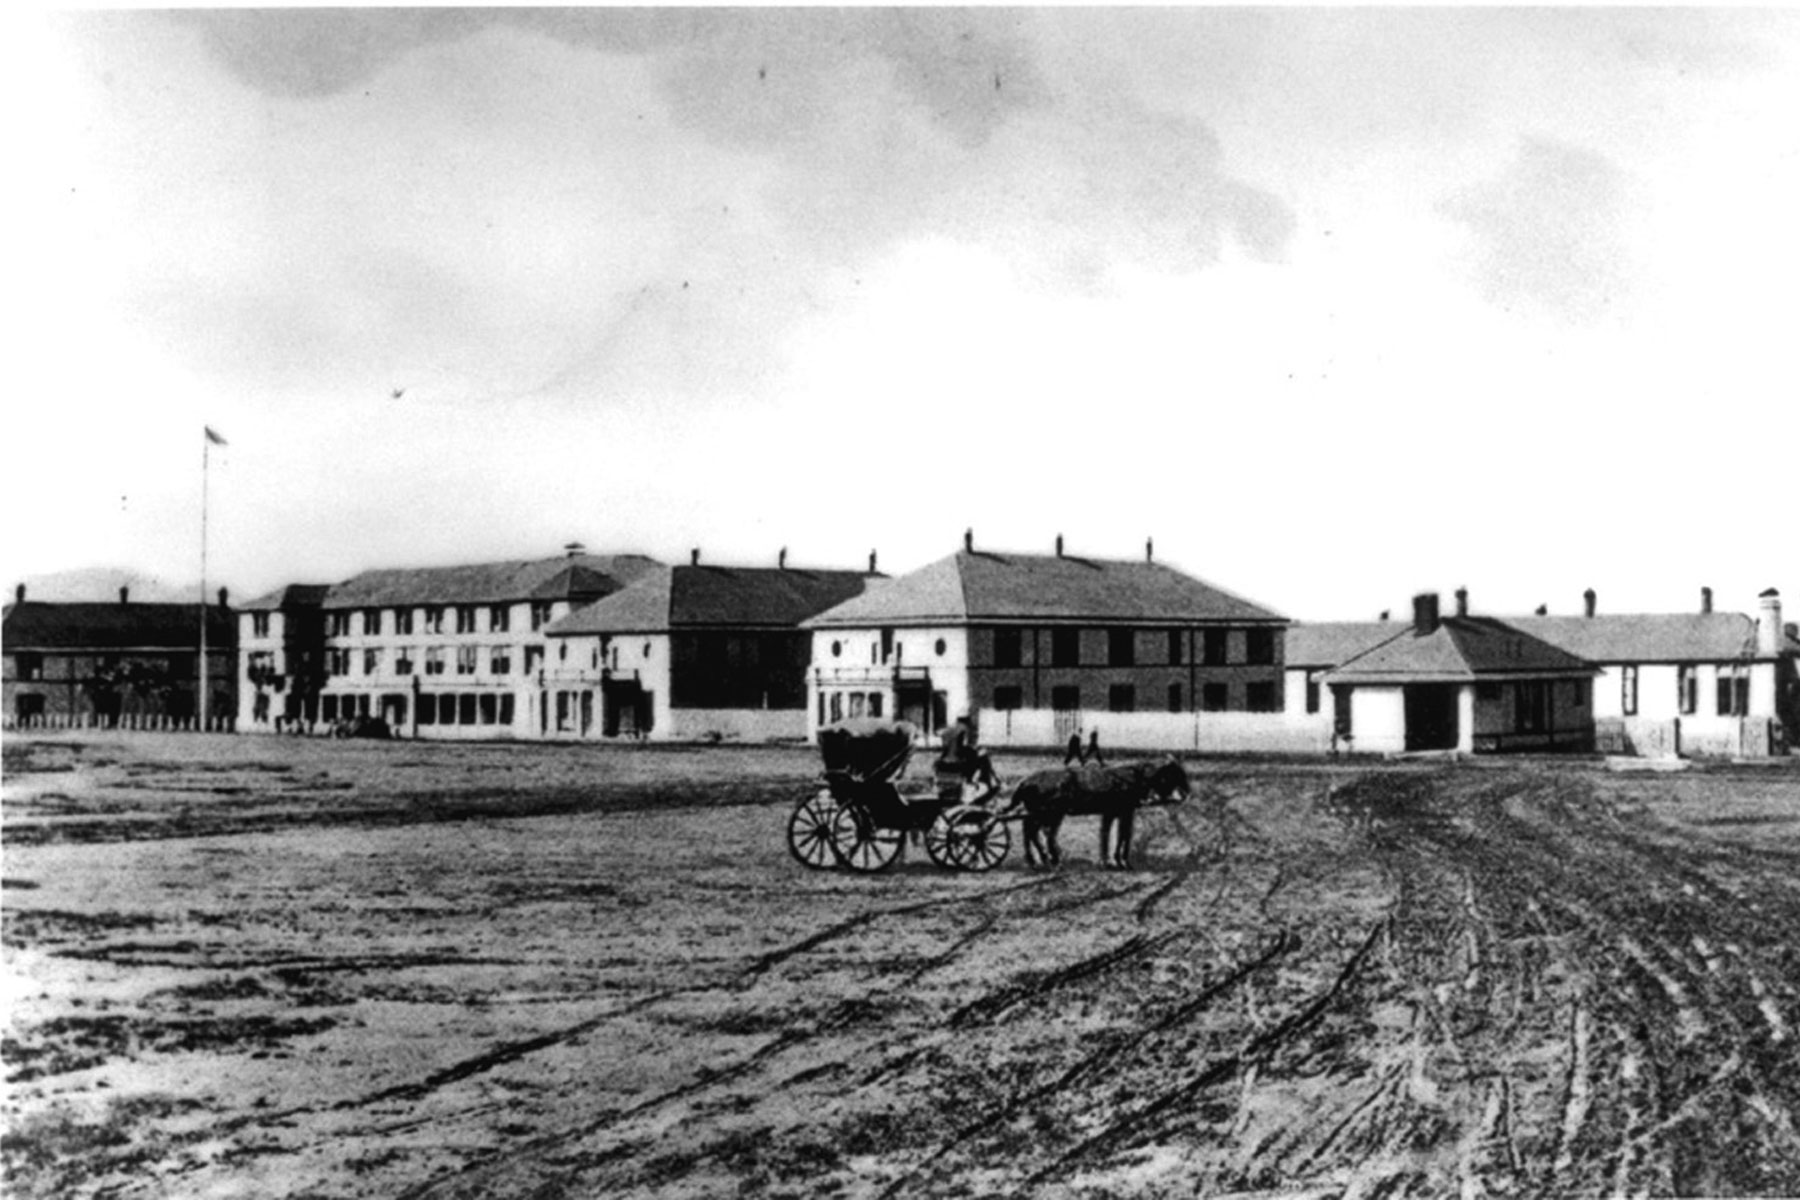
[3,733,1798,1198]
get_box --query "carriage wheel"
[827,805,904,873]
[946,808,1010,873]
[924,810,962,868]
[786,793,840,870]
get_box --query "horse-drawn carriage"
[786,718,1012,872]
[786,718,1194,873]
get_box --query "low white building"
[236,551,659,738]
[1509,587,1798,757]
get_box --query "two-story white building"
[540,552,879,741]
[802,533,1292,751]
[236,551,659,738]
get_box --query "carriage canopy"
[817,718,918,782]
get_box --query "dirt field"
[4,733,1799,1198]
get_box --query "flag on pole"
[205,426,228,446]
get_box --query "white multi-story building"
[236,551,659,738]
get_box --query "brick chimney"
[1701,586,1713,614]
[1535,604,1548,616]
[1146,537,1154,563]
[1758,589,1783,657]
[1454,587,1468,618]
[1055,534,1064,558]
[963,528,973,553]
[1583,588,1596,618]
[119,586,130,604]
[778,547,787,570]
[13,583,22,604]
[690,548,700,566]
[218,587,229,608]
[1412,593,1440,636]
[868,549,878,574]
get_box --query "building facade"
[803,535,1290,748]
[4,585,236,729]
[235,552,659,738]
[1321,593,1598,755]
[541,555,880,741]
[1509,587,1798,757]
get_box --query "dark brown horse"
[1014,758,1190,868]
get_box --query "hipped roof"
[1507,612,1787,663]
[316,554,659,610]
[546,565,879,636]
[2,601,236,651]
[805,550,1285,629]
[1323,617,1596,684]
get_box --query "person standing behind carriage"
[940,714,999,805]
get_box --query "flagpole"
[200,428,210,731]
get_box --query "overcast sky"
[5,7,1796,621]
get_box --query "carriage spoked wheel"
[786,793,841,870]
[827,804,905,873]
[932,805,1011,872]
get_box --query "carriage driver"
[938,714,1001,806]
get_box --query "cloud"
[1439,136,1631,323]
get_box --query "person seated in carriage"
[937,714,1001,806]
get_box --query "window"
[1306,677,1321,715]
[1569,679,1587,708]
[1051,685,1080,711]
[491,647,511,676]
[394,609,414,636]
[327,612,351,638]
[849,692,867,718]
[15,652,43,681]
[1678,665,1698,715]
[1201,682,1229,712]
[499,695,515,725]
[251,613,270,639]
[321,695,339,722]
[363,648,383,677]
[479,694,498,725]
[829,692,843,723]
[325,648,350,677]
[456,645,478,675]
[418,694,437,725]
[490,605,510,633]
[1052,628,1081,667]
[934,638,946,657]
[880,628,894,662]
[868,693,884,718]
[438,693,456,724]
[1717,667,1749,716]
[530,602,554,631]
[1621,665,1638,716]
[396,647,415,675]
[1246,628,1276,666]
[1168,683,1183,713]
[1108,684,1136,713]
[363,610,382,637]
[994,629,1022,668]
[425,646,446,676]
[1108,628,1136,667]
[830,640,842,658]
[1203,629,1228,666]
[426,608,445,635]
[1168,630,1183,666]
[456,606,477,634]
[523,645,544,675]
[994,685,1023,711]
[459,694,477,725]
[247,650,275,680]
[1246,681,1278,712]
[1515,681,1549,733]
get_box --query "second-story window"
[524,645,544,674]
[490,605,510,633]
[327,611,351,638]
[395,646,416,675]
[363,610,382,637]
[1051,628,1080,667]
[1108,628,1136,667]
[456,606,477,635]
[530,602,554,631]
[395,609,414,636]
[456,645,478,675]
[425,646,446,676]
[1203,629,1229,666]
[425,608,445,635]
[363,648,382,676]
[491,646,511,676]
[325,647,350,676]
[994,628,1022,668]
[1246,628,1275,666]
[251,613,271,639]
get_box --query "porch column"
[1457,685,1475,754]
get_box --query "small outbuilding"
[1324,592,1598,754]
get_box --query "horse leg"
[1116,810,1136,868]
[1099,813,1116,869]
[1048,816,1065,866]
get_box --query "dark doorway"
[1404,684,1459,751]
